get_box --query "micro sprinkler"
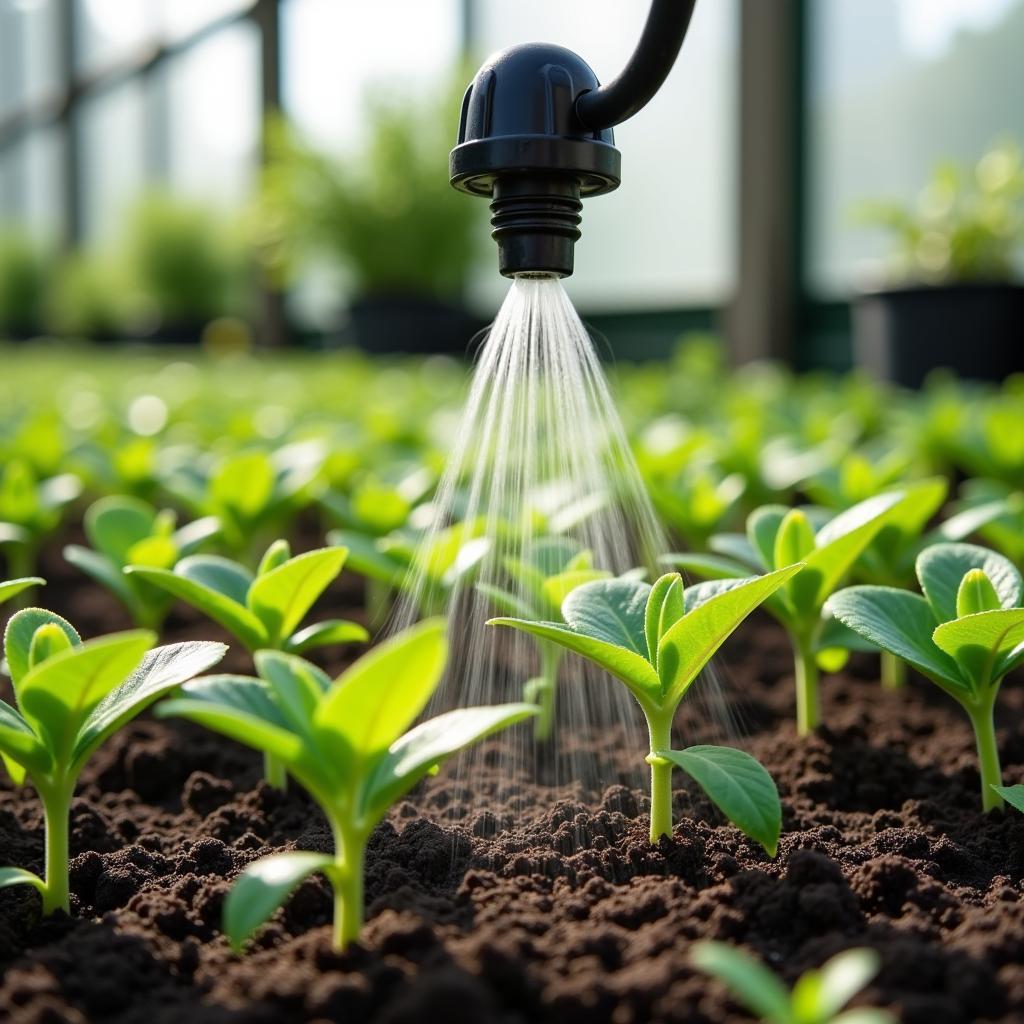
[450,0,697,278]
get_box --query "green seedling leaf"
[645,573,684,668]
[932,609,1024,685]
[0,866,46,895]
[224,850,335,953]
[28,623,72,668]
[315,618,447,761]
[176,555,254,605]
[85,496,156,564]
[792,948,881,1022]
[658,565,803,702]
[5,609,81,687]
[775,508,816,568]
[257,538,292,576]
[660,745,781,856]
[0,698,51,777]
[918,543,1021,623]
[18,631,154,761]
[689,941,792,1022]
[828,587,962,688]
[70,640,227,772]
[486,616,662,703]
[747,505,788,571]
[158,675,304,766]
[662,552,751,581]
[363,703,538,819]
[285,619,369,653]
[992,784,1024,814]
[540,569,609,610]
[956,569,1002,617]
[126,563,266,651]
[64,544,138,609]
[561,578,649,654]
[247,547,348,646]
[0,577,45,606]
[328,530,406,586]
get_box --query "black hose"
[575,0,697,131]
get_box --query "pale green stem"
[39,779,73,915]
[794,634,820,736]
[967,694,1004,813]
[880,650,907,691]
[646,712,675,844]
[329,821,365,950]
[263,752,287,791]
[532,643,562,742]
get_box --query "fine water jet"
[390,0,714,809]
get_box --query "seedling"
[64,495,219,629]
[161,444,324,560]
[953,478,1024,566]
[329,519,490,618]
[649,465,746,552]
[0,610,225,914]
[478,537,610,740]
[690,941,893,1024]
[0,576,45,607]
[158,619,535,950]
[0,458,81,584]
[127,539,367,787]
[489,567,799,846]
[667,492,904,733]
[830,543,1024,811]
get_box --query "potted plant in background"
[0,231,49,341]
[119,192,252,346]
[853,140,1024,388]
[256,80,484,354]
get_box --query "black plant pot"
[853,283,1024,388]
[346,293,486,355]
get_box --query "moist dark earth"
[2,546,1024,1023]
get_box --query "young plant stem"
[39,780,72,914]
[533,643,561,742]
[794,634,820,736]
[880,650,906,690]
[330,820,365,950]
[646,712,675,843]
[263,752,287,791]
[967,695,1004,813]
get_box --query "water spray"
[450,0,697,277]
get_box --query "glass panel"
[0,141,25,225]
[0,0,26,119]
[159,0,251,43]
[282,0,462,151]
[164,22,260,204]
[470,0,737,311]
[76,80,147,242]
[23,126,64,240]
[74,0,158,75]
[807,0,1024,295]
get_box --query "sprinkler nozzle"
[449,43,620,279]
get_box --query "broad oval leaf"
[361,703,537,823]
[992,784,1024,815]
[223,851,334,953]
[84,496,156,564]
[254,650,331,748]
[314,618,448,763]
[125,564,266,651]
[5,608,80,688]
[19,631,153,764]
[157,674,304,766]
[917,543,1021,624]
[932,608,1024,687]
[828,586,963,690]
[486,617,662,704]
[71,640,227,773]
[541,569,610,612]
[561,578,651,655]
[247,547,348,646]
[658,564,803,705]
[659,745,781,855]
[176,555,254,605]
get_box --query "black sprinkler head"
[450,1,697,280]
[449,43,620,279]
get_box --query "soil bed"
[2,562,1024,1024]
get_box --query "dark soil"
[2,555,1024,1023]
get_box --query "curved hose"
[574,0,697,131]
